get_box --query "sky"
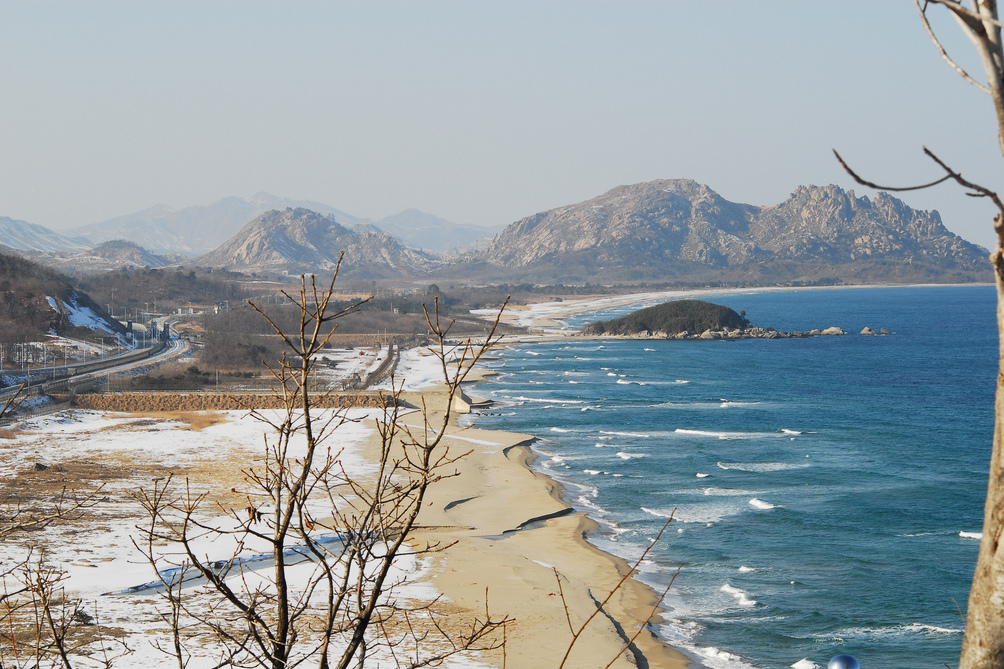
[0,2,1002,249]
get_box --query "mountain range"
[471,179,989,283]
[0,180,991,284]
[57,193,496,257]
[61,194,365,256]
[0,217,92,253]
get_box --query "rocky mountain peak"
[194,208,441,278]
[473,179,989,283]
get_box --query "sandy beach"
[393,382,691,669]
[369,344,692,667]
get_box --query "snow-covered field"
[0,406,484,667]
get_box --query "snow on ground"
[378,346,445,390]
[373,344,478,392]
[313,345,388,387]
[0,407,487,668]
[46,294,120,336]
[313,344,469,392]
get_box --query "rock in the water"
[820,327,845,336]
[861,327,876,335]
[880,328,891,335]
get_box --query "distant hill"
[33,240,178,275]
[0,217,91,253]
[465,179,990,284]
[0,252,123,343]
[193,207,441,278]
[583,299,748,336]
[373,209,502,254]
[62,193,363,256]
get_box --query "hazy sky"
[1,2,1002,249]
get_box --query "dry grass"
[123,410,227,432]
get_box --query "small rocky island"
[581,299,849,340]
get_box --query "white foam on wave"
[781,428,802,435]
[575,493,608,514]
[550,427,572,433]
[525,350,541,356]
[584,469,601,476]
[616,452,647,460]
[616,378,632,385]
[676,428,780,440]
[699,646,748,664]
[663,502,746,524]
[960,531,983,540]
[791,660,819,669]
[719,401,761,408]
[600,430,652,438]
[748,498,775,510]
[703,487,757,497]
[696,472,710,478]
[644,347,655,351]
[902,623,963,636]
[818,622,962,640]
[641,506,674,519]
[508,396,586,404]
[607,372,618,377]
[657,620,758,669]
[717,461,810,472]
[738,566,755,573]
[674,379,689,384]
[720,583,757,607]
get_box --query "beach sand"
[369,380,692,669]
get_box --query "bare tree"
[133,265,509,669]
[836,2,1004,666]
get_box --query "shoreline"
[382,355,691,668]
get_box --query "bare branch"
[916,0,992,93]
[833,149,953,192]
[926,0,1004,31]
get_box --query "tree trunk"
[961,241,1004,668]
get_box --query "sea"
[459,285,995,669]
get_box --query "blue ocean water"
[461,286,996,669]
